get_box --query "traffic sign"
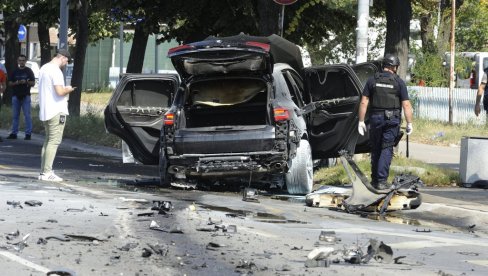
[273,0,298,5]
[18,25,27,41]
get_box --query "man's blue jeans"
[11,95,32,135]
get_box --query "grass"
[403,118,488,146]
[314,155,459,188]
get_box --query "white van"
[445,52,488,89]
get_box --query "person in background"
[358,54,413,190]
[38,49,75,182]
[474,69,488,123]
[7,54,35,140]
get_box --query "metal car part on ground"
[305,152,422,213]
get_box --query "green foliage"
[456,0,488,51]
[410,53,449,87]
[285,0,357,64]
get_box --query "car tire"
[159,147,171,187]
[285,139,313,195]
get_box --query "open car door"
[351,62,381,152]
[104,74,179,165]
[302,63,378,159]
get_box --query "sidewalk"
[397,140,460,171]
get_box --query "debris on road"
[118,242,139,251]
[149,220,183,234]
[6,230,20,240]
[364,239,393,263]
[206,242,226,250]
[24,200,43,207]
[66,207,87,212]
[137,212,154,217]
[46,268,77,276]
[304,239,395,268]
[242,188,259,202]
[142,248,152,258]
[46,219,58,223]
[318,230,338,243]
[147,243,169,256]
[6,200,23,209]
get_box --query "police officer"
[357,54,413,190]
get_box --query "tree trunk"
[436,7,451,55]
[38,20,51,66]
[2,11,21,106]
[68,0,89,117]
[384,0,411,79]
[126,23,149,73]
[420,13,437,54]
[255,0,281,36]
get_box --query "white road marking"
[466,260,488,267]
[0,251,50,273]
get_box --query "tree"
[68,0,90,116]
[384,0,412,79]
[456,0,488,51]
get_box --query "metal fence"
[409,86,486,125]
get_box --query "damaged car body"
[104,34,378,195]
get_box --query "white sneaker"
[38,172,63,182]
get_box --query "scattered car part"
[46,268,77,276]
[6,200,23,208]
[364,239,393,263]
[225,225,237,233]
[339,151,422,213]
[242,188,259,202]
[24,200,43,206]
[318,231,337,243]
[147,243,169,256]
[118,242,139,251]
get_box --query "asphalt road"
[1,129,488,275]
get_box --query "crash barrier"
[409,86,485,125]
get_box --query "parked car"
[104,35,378,194]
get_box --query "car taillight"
[273,107,289,122]
[470,70,476,89]
[164,112,175,126]
[245,41,271,52]
[167,44,194,56]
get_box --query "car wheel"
[159,147,171,187]
[285,139,313,195]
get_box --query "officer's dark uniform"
[482,70,488,111]
[362,70,409,186]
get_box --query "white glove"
[358,121,367,136]
[406,123,413,135]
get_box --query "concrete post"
[355,0,370,64]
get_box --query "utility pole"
[448,0,456,125]
[356,0,370,64]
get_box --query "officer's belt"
[371,109,401,116]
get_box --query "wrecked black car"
[104,34,379,194]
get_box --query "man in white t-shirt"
[475,70,488,123]
[38,49,75,182]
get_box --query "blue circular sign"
[18,25,27,41]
